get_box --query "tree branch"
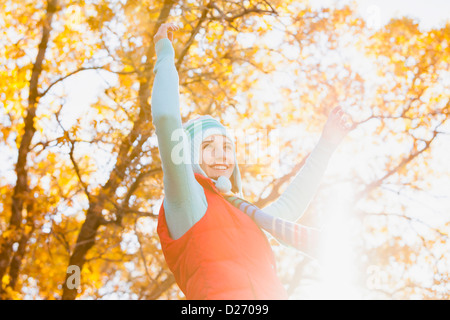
[68,140,91,201]
[355,125,440,200]
[38,66,106,97]
[175,3,212,70]
[0,0,60,293]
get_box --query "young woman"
[151,23,353,300]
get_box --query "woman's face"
[200,134,235,180]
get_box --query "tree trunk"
[60,0,176,300]
[0,0,59,296]
[61,198,103,300]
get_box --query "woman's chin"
[209,170,232,180]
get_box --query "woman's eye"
[202,143,232,151]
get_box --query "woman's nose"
[214,148,226,161]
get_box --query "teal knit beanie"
[183,115,243,198]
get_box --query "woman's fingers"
[331,106,345,123]
[330,106,341,116]
[330,106,355,131]
[332,106,348,124]
[340,113,356,131]
[168,23,179,31]
[167,23,178,41]
[162,23,179,32]
[154,23,179,43]
[322,106,357,145]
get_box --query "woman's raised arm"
[263,106,355,222]
[151,23,207,240]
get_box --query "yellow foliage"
[0,0,448,301]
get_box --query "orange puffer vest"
[157,173,288,300]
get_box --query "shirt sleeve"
[262,136,337,222]
[151,38,207,240]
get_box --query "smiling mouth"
[209,165,230,171]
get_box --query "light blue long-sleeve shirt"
[151,38,337,240]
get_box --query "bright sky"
[3,0,449,299]
[310,0,450,30]
[55,0,450,125]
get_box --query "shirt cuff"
[155,38,174,59]
[315,135,338,157]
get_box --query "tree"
[354,17,450,299]
[1,0,448,300]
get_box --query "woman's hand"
[154,22,179,44]
[320,106,356,147]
